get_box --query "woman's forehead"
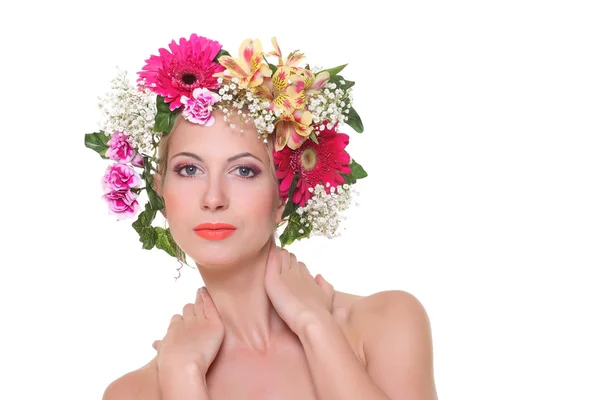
[169,117,270,162]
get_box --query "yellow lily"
[216,39,272,88]
[274,109,313,151]
[297,68,330,97]
[267,37,305,72]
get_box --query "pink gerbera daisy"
[137,34,225,111]
[274,124,352,207]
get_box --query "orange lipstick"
[193,223,236,241]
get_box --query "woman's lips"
[193,223,236,241]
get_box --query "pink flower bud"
[131,153,144,168]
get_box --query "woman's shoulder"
[337,289,433,354]
[101,356,159,400]
[335,288,430,324]
[341,289,437,397]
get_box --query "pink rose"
[106,131,136,162]
[102,163,141,192]
[103,189,140,219]
[180,87,220,126]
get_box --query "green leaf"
[309,132,319,144]
[268,63,277,75]
[328,75,355,90]
[341,158,368,185]
[84,132,110,159]
[346,106,364,133]
[155,227,186,263]
[260,54,278,75]
[142,159,165,211]
[132,205,157,234]
[139,226,157,250]
[321,63,347,77]
[279,212,311,247]
[146,182,165,211]
[214,49,230,61]
[132,204,158,251]
[154,96,177,133]
[282,175,299,219]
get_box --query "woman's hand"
[154,287,224,375]
[264,244,335,335]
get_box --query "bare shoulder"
[332,289,363,310]
[350,289,431,325]
[102,356,159,400]
[334,288,430,328]
[346,290,438,399]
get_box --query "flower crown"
[84,34,368,265]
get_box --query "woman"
[91,34,438,399]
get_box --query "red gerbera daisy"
[137,34,226,111]
[274,124,352,207]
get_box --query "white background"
[1,0,598,399]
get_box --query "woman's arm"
[158,363,210,400]
[298,290,438,400]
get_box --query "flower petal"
[240,39,263,70]
[287,130,309,150]
[275,121,294,151]
[218,56,250,77]
[311,71,330,91]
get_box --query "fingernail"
[200,286,207,293]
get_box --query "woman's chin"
[188,246,252,270]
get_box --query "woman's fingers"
[182,303,195,318]
[285,250,294,270]
[152,340,160,350]
[170,314,182,323]
[199,287,220,320]
[315,274,334,294]
[299,261,311,276]
[194,287,205,316]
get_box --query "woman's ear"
[275,196,286,225]
[153,173,163,196]
[153,173,167,218]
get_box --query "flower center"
[182,73,197,85]
[300,148,317,170]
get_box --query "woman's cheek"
[163,181,193,215]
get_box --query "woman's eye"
[178,165,198,176]
[233,166,257,178]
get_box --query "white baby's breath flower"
[295,183,356,239]
[98,69,157,157]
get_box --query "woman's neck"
[195,241,290,353]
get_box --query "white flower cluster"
[297,182,357,239]
[215,77,279,140]
[307,81,353,132]
[98,70,157,157]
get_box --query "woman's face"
[157,111,284,267]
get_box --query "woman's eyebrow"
[170,151,203,162]
[227,152,263,164]
[170,151,263,164]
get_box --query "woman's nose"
[200,175,229,211]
